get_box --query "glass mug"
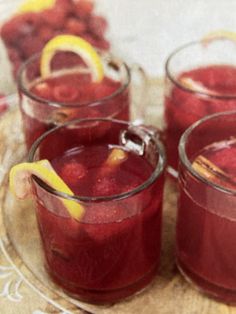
[28,118,166,304]
[177,110,236,304]
[18,50,147,148]
[164,37,236,172]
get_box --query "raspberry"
[41,7,66,29]
[53,84,79,103]
[19,13,40,36]
[20,36,44,58]
[65,18,87,35]
[0,14,37,44]
[60,162,87,185]
[93,176,119,197]
[8,48,21,62]
[55,0,74,14]
[92,38,110,50]
[74,0,94,19]
[34,82,52,99]
[88,15,107,38]
[38,26,54,42]
[83,33,110,50]
[51,51,85,71]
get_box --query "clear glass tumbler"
[28,118,166,304]
[165,38,236,171]
[177,110,236,304]
[18,51,147,149]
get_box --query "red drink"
[177,111,236,303]
[165,39,236,171]
[29,118,166,303]
[18,52,131,149]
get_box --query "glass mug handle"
[121,124,178,179]
[120,124,165,168]
[145,123,179,179]
[130,63,149,124]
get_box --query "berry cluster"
[0,0,109,78]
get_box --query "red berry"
[55,0,74,14]
[92,38,110,50]
[74,0,94,19]
[51,51,85,72]
[53,84,79,103]
[8,47,21,62]
[38,26,54,42]
[81,33,96,46]
[34,82,52,99]
[1,19,18,44]
[20,36,44,58]
[88,15,107,38]
[41,7,66,29]
[19,13,40,35]
[82,33,110,50]
[65,18,87,35]
[93,176,119,197]
[1,13,39,44]
[60,162,87,185]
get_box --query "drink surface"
[177,139,236,302]
[21,72,129,148]
[52,144,152,198]
[180,65,236,96]
[165,65,236,170]
[35,144,163,303]
[31,72,122,105]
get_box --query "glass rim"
[17,51,131,109]
[179,110,236,195]
[28,117,166,203]
[165,39,236,100]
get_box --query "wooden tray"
[0,79,234,314]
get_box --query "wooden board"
[0,80,234,314]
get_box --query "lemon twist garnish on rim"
[18,0,56,13]
[9,159,84,221]
[180,77,220,96]
[202,30,236,44]
[40,35,104,82]
[105,148,127,167]
[183,30,236,93]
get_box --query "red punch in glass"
[164,33,236,171]
[177,110,236,304]
[28,118,166,304]
[18,48,132,149]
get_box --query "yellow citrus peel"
[18,0,56,13]
[180,77,220,96]
[40,35,104,82]
[192,155,225,180]
[9,159,84,221]
[105,148,127,167]
[202,30,236,44]
[181,30,236,93]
